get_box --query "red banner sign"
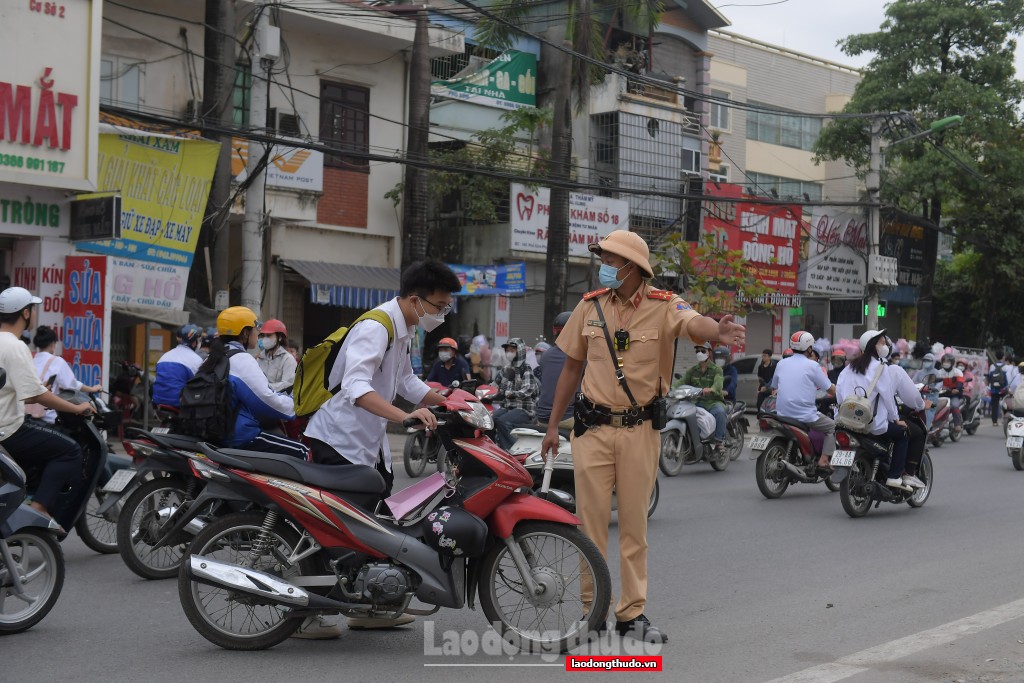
[62,255,106,387]
[703,184,801,295]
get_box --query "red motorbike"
[403,379,498,478]
[176,386,610,652]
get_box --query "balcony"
[590,72,699,134]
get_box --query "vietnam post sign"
[431,51,537,111]
[76,133,219,267]
[449,262,526,296]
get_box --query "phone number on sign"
[0,154,64,173]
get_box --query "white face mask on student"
[715,358,726,367]
[505,350,517,362]
[438,351,452,362]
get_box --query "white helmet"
[858,329,887,353]
[789,331,814,352]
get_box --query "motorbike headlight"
[459,403,494,430]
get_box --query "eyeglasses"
[421,297,453,316]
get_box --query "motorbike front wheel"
[726,421,743,461]
[755,443,790,499]
[1012,449,1024,471]
[478,522,611,654]
[659,431,684,476]
[949,425,963,442]
[117,477,193,580]
[840,455,873,518]
[178,511,313,650]
[907,453,933,508]
[0,530,65,634]
[75,489,121,554]
[403,431,428,478]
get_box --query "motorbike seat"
[145,431,203,452]
[199,443,386,495]
[765,414,812,432]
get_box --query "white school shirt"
[33,351,83,424]
[887,364,925,411]
[770,354,833,422]
[304,298,431,470]
[836,359,901,435]
[0,332,47,437]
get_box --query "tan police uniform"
[557,281,702,622]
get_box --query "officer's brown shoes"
[615,613,668,643]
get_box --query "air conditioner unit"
[185,99,204,121]
[267,107,301,136]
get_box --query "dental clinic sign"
[510,183,629,258]
[0,1,102,191]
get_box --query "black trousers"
[3,419,83,526]
[905,414,927,475]
[239,431,310,461]
[307,437,394,496]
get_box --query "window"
[320,81,369,170]
[748,172,822,201]
[100,55,143,110]
[709,89,730,131]
[746,102,822,151]
[232,63,251,127]
[709,166,729,183]
[681,136,702,175]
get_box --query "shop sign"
[231,138,323,192]
[510,183,629,258]
[432,51,537,111]
[62,254,106,387]
[70,194,120,241]
[0,0,101,190]
[109,256,189,311]
[493,296,510,349]
[76,133,219,267]
[449,262,525,296]
[703,183,801,294]
[881,216,925,288]
[0,187,70,238]
[800,208,868,297]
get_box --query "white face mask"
[715,358,726,367]
[695,352,708,363]
[505,350,517,362]
[438,351,452,362]
[415,298,446,333]
[877,344,890,359]
[262,337,277,351]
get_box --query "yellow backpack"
[293,310,394,417]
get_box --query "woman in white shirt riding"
[31,326,102,424]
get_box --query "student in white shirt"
[771,331,835,469]
[836,330,915,492]
[31,325,102,424]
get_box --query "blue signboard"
[449,262,526,296]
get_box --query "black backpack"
[990,365,1008,393]
[177,348,241,443]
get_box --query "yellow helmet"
[217,306,259,336]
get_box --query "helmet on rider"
[940,352,955,370]
[713,346,731,367]
[831,349,847,368]
[858,329,889,359]
[782,348,794,358]
[178,324,202,348]
[790,330,814,352]
[694,340,712,362]
[260,319,287,336]
[217,306,259,337]
[553,311,572,334]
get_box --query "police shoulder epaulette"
[647,289,675,301]
[583,288,610,301]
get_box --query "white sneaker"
[347,614,416,630]
[291,615,342,639]
[903,474,926,489]
[884,477,912,492]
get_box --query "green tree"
[814,0,1024,341]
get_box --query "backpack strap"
[324,309,396,394]
[356,309,395,350]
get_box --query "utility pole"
[401,6,430,269]
[543,40,573,335]
[241,9,277,318]
[866,117,882,331]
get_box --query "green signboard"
[431,50,537,110]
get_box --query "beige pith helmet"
[588,230,654,277]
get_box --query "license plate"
[830,450,856,468]
[749,435,772,451]
[1008,436,1023,449]
[151,427,170,434]
[101,468,137,493]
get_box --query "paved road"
[5,425,1024,682]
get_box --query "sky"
[714,0,1024,76]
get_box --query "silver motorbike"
[659,385,746,476]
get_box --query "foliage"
[385,107,552,223]
[649,232,776,316]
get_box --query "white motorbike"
[508,427,659,519]
[1006,413,1024,470]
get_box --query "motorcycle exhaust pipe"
[780,460,814,483]
[186,556,365,611]
[156,506,206,536]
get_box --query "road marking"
[764,596,1024,683]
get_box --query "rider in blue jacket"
[152,324,203,407]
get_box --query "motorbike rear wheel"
[659,431,684,476]
[755,443,790,499]
[726,421,743,461]
[710,443,730,471]
[824,476,841,493]
[76,489,121,554]
[840,455,873,518]
[478,522,611,654]
[907,453,933,508]
[949,425,962,442]
[1012,449,1024,471]
[117,477,192,580]
[403,431,428,478]
[178,511,312,650]
[0,530,64,634]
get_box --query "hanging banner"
[75,132,219,267]
[62,255,107,387]
[493,296,510,349]
[703,183,801,295]
[449,262,526,296]
[231,138,324,191]
[799,208,868,297]
[510,183,629,258]
[431,51,537,111]
[109,256,189,311]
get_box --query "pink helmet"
[261,319,287,336]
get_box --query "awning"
[281,260,401,309]
[112,302,190,327]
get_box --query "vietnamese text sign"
[231,138,324,191]
[0,187,71,238]
[494,295,510,349]
[110,256,189,311]
[881,216,925,288]
[703,183,801,294]
[799,208,868,297]
[431,51,537,111]
[70,194,121,241]
[76,133,219,267]
[450,262,525,296]
[62,255,106,387]
[0,0,101,191]
[510,183,629,258]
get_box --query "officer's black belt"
[579,394,653,428]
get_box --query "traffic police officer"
[541,230,745,642]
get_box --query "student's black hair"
[0,305,32,326]
[995,349,1006,361]
[33,325,57,349]
[400,260,462,298]
[197,334,242,374]
[761,348,773,356]
[850,333,886,375]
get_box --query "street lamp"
[865,114,963,330]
